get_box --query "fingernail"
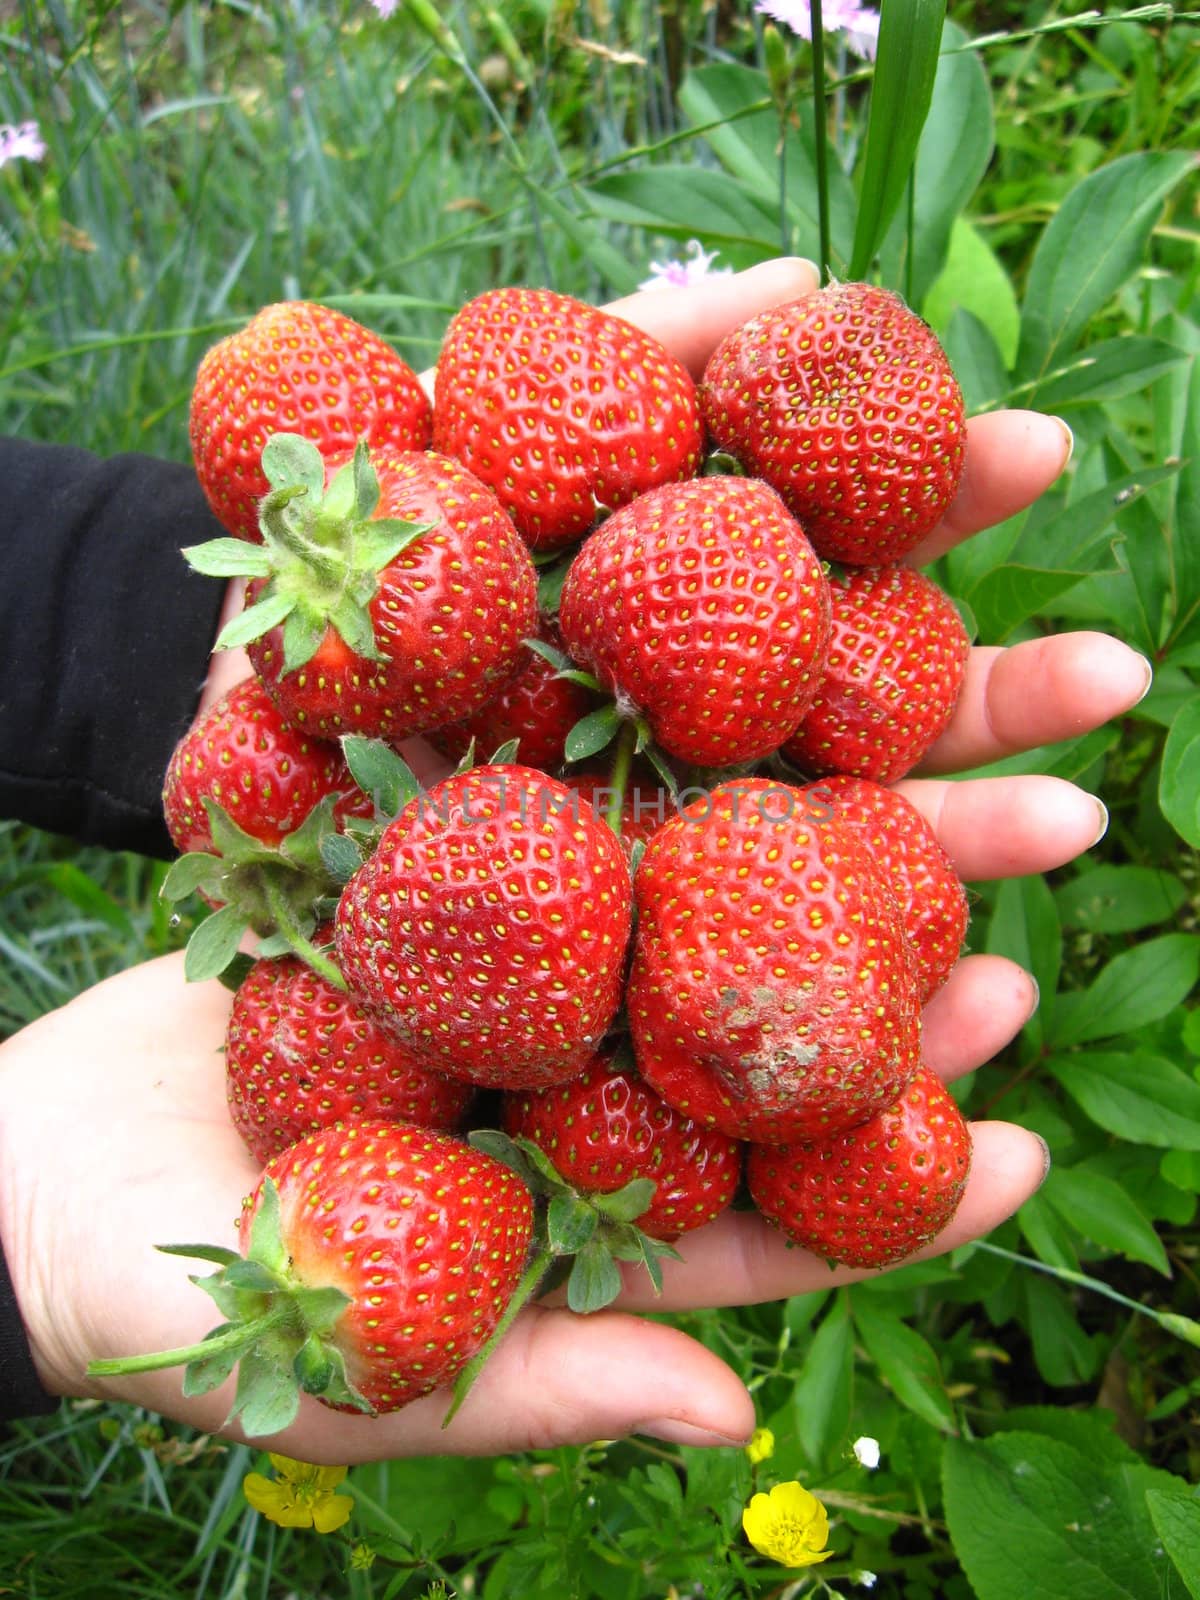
[1132,653,1154,706]
[1089,797,1109,848]
[638,1417,751,1449]
[1033,1133,1052,1190]
[1023,974,1040,1025]
[1050,415,1075,469]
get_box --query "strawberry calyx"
[182,434,433,674]
[86,1178,368,1437]
[161,795,346,987]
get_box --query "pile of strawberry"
[92,286,978,1437]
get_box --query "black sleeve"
[0,1234,56,1423]
[0,438,228,860]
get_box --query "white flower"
[856,1573,879,1590]
[369,0,400,17]
[0,121,47,169]
[754,0,881,60]
[852,1435,881,1470]
[639,239,731,292]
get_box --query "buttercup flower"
[853,1435,881,1470]
[746,1426,776,1464]
[742,1480,834,1567]
[0,121,47,169]
[639,239,731,292]
[754,0,881,60]
[242,1453,354,1533]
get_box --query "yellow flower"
[742,1480,833,1568]
[746,1426,776,1464]
[242,1453,354,1534]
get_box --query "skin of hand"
[0,259,1153,1461]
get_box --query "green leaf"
[940,306,1009,414]
[354,516,432,571]
[351,440,380,522]
[230,1344,302,1438]
[546,1193,598,1255]
[1030,336,1187,411]
[966,563,1112,643]
[340,736,420,821]
[1146,1487,1200,1599]
[214,587,296,652]
[1016,150,1195,387]
[181,537,274,579]
[564,704,622,764]
[281,603,331,674]
[1042,1166,1171,1276]
[791,1292,853,1469]
[923,218,1019,367]
[180,1332,242,1398]
[520,176,643,296]
[523,635,573,673]
[943,1431,1179,1600]
[984,876,1062,1051]
[160,851,222,902]
[1047,934,1200,1048]
[245,1177,290,1276]
[590,1178,657,1225]
[1048,1052,1200,1152]
[1160,698,1200,846]
[320,831,365,885]
[184,905,249,983]
[156,1243,242,1268]
[853,1303,956,1433]
[848,0,947,280]
[326,595,380,664]
[262,432,326,496]
[565,1240,623,1314]
[1054,865,1186,934]
[584,167,779,252]
[1022,1271,1098,1387]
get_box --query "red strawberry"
[190,301,431,541]
[700,283,966,565]
[89,1123,536,1431]
[558,476,830,767]
[807,775,968,1002]
[162,676,371,856]
[746,1066,972,1268]
[219,445,538,745]
[432,287,704,550]
[504,1049,743,1240]
[226,950,474,1164]
[627,778,921,1143]
[334,764,633,1090]
[781,565,970,784]
[429,623,597,772]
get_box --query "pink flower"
[0,121,47,169]
[755,0,880,60]
[639,239,732,292]
[369,0,400,17]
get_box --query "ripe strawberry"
[806,775,968,1002]
[162,676,371,856]
[208,443,538,745]
[88,1123,536,1431]
[226,950,475,1164]
[558,476,830,767]
[700,283,966,565]
[334,764,633,1091]
[746,1066,972,1268]
[627,779,921,1144]
[429,623,597,772]
[503,1049,743,1240]
[432,287,704,551]
[190,301,431,541]
[781,564,970,785]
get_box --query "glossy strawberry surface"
[627,779,921,1144]
[190,301,431,541]
[432,287,704,550]
[239,1122,535,1411]
[162,677,369,854]
[700,283,966,564]
[747,1065,972,1268]
[809,775,969,1002]
[226,952,474,1165]
[558,476,830,766]
[334,765,633,1090]
[246,451,538,743]
[782,564,970,784]
[504,1050,743,1240]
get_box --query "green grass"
[1,2,1199,1596]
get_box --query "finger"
[919,634,1152,775]
[615,1120,1047,1313]
[920,954,1038,1082]
[896,774,1108,881]
[906,410,1074,565]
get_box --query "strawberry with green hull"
[503,1049,744,1241]
[806,775,968,1003]
[558,476,831,769]
[627,778,922,1144]
[782,564,970,785]
[334,764,634,1092]
[700,283,966,565]
[432,287,704,551]
[87,1122,536,1433]
[226,950,475,1165]
[747,1066,972,1269]
[190,301,432,542]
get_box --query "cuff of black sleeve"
[0,1231,57,1422]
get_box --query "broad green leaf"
[1048,934,1200,1048]
[943,1432,1179,1600]
[1023,1272,1099,1388]
[984,876,1061,1051]
[339,736,420,821]
[525,177,642,296]
[1041,1167,1171,1276]
[1016,150,1195,387]
[262,432,326,496]
[1166,332,1200,650]
[966,563,1114,644]
[996,1405,1141,1465]
[214,587,295,652]
[791,1292,853,1469]
[564,704,622,763]
[1160,698,1200,846]
[184,905,249,983]
[848,0,947,280]
[1054,865,1186,934]
[1146,1488,1200,1600]
[181,537,273,579]
[584,167,779,251]
[1048,1052,1200,1152]
[923,218,1019,367]
[1029,336,1187,411]
[1017,1189,1079,1274]
[854,1304,956,1433]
